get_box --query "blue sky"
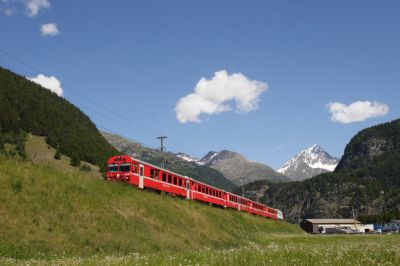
[1,0,399,169]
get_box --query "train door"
[139,164,144,189]
[185,178,190,199]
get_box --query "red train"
[106,155,284,220]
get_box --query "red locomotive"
[106,155,284,220]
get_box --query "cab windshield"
[119,163,131,172]
[108,164,118,172]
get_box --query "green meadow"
[0,155,299,259]
[1,138,399,265]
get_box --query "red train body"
[106,155,283,220]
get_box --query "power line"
[95,123,159,151]
[0,47,197,155]
[0,47,160,137]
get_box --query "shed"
[300,219,362,234]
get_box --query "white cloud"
[28,74,63,96]
[40,23,59,36]
[175,70,267,123]
[326,101,389,124]
[25,0,50,16]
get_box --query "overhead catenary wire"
[0,47,197,156]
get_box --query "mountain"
[277,144,339,181]
[198,151,219,165]
[176,152,201,163]
[101,131,237,191]
[200,150,290,186]
[239,119,400,223]
[0,67,117,169]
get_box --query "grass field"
[1,139,400,265]
[0,154,300,260]
[1,234,399,265]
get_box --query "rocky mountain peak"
[277,145,339,181]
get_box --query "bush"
[79,164,91,172]
[54,149,61,160]
[70,153,81,167]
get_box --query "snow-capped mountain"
[198,151,219,165]
[175,153,200,163]
[277,144,339,181]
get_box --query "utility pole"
[352,205,358,231]
[157,136,167,168]
[239,176,246,197]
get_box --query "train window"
[178,178,182,187]
[140,166,144,176]
[168,175,172,183]
[155,170,159,180]
[108,164,118,172]
[120,163,130,172]
[150,169,154,178]
[173,176,177,185]
[162,173,166,182]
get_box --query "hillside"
[0,155,300,259]
[0,67,117,169]
[101,131,237,192]
[200,150,290,186]
[240,119,400,223]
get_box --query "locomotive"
[106,155,284,220]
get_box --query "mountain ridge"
[200,149,290,186]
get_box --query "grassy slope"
[0,156,300,259]
[24,134,102,179]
